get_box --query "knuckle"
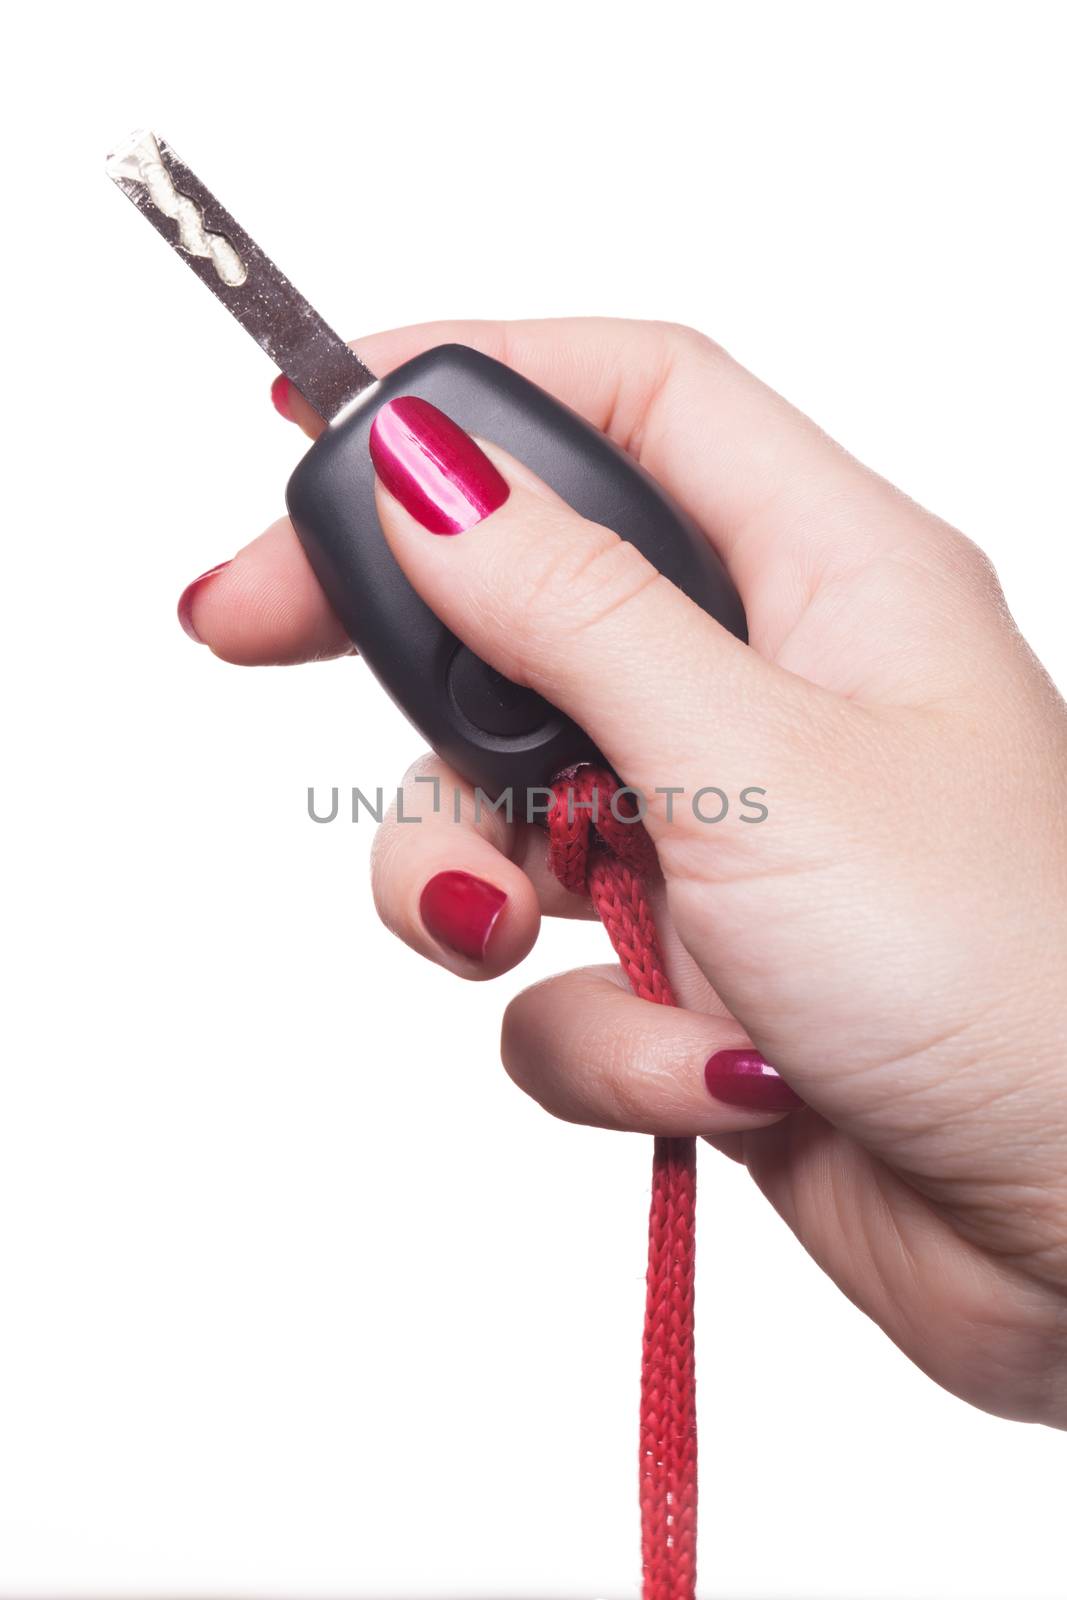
[500,980,589,1118]
[617,321,727,458]
[654,321,732,377]
[659,320,720,360]
[594,1051,653,1130]
[500,976,654,1132]
[948,531,1005,597]
[500,986,547,1097]
[514,524,663,665]
[923,522,1012,615]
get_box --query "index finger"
[185,315,923,664]
[187,318,700,663]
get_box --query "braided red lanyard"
[546,767,698,1600]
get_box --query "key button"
[447,646,552,738]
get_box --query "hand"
[181,318,1067,1429]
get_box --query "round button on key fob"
[287,345,747,803]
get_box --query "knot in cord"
[547,767,674,1007]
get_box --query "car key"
[107,130,747,804]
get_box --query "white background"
[2,2,1065,1596]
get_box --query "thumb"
[368,395,834,845]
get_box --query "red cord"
[547,767,698,1600]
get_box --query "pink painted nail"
[271,374,292,419]
[704,1049,804,1112]
[177,562,231,643]
[368,397,509,535]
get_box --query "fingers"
[271,373,327,440]
[371,756,599,979]
[375,752,806,1136]
[177,517,352,665]
[502,965,801,1135]
[191,315,968,670]
[274,318,688,449]
[278,317,950,598]
[368,398,830,844]
[194,319,712,667]
[370,753,600,980]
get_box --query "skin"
[184,318,1067,1428]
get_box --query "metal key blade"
[106,130,375,421]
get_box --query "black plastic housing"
[286,343,746,801]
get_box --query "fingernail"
[369,396,509,535]
[419,870,507,960]
[704,1049,805,1112]
[177,562,231,643]
[271,373,292,419]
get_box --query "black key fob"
[107,136,746,804]
[287,343,746,803]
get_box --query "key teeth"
[105,130,248,288]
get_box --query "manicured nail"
[271,373,292,419]
[177,562,231,643]
[369,396,509,535]
[704,1049,804,1112]
[419,870,507,960]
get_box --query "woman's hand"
[180,318,1067,1429]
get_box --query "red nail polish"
[369,396,509,535]
[271,373,292,419]
[177,561,232,643]
[419,870,507,960]
[704,1049,804,1112]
